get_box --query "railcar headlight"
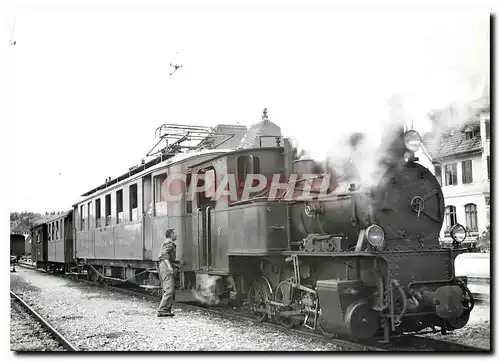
[366,224,385,247]
[450,224,467,243]
[403,130,422,152]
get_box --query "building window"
[485,120,490,139]
[129,184,138,221]
[445,206,457,231]
[95,199,102,228]
[487,156,490,180]
[155,173,168,216]
[461,160,473,184]
[465,131,473,140]
[80,205,85,231]
[116,189,124,224]
[485,196,490,206]
[435,165,442,186]
[444,164,457,186]
[105,194,111,226]
[464,203,478,232]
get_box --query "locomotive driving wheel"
[247,278,272,322]
[274,280,299,329]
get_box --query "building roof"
[422,118,482,161]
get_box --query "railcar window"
[59,219,62,238]
[464,204,478,232]
[96,199,102,228]
[48,223,51,241]
[105,194,111,226]
[129,184,138,221]
[445,206,457,232]
[186,173,192,214]
[80,205,85,231]
[444,164,457,186]
[485,120,490,139]
[155,173,168,216]
[88,201,92,229]
[461,160,473,184]
[116,189,124,224]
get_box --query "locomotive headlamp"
[450,224,467,243]
[366,224,385,247]
[403,130,422,152]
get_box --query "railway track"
[64,275,488,352]
[14,264,489,352]
[10,291,79,352]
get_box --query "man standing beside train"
[157,228,178,317]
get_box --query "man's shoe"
[157,312,174,317]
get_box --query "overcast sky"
[4,1,491,214]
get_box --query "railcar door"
[197,168,216,271]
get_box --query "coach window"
[116,189,124,224]
[129,184,138,221]
[88,201,92,229]
[80,204,85,231]
[155,173,168,216]
[445,206,457,233]
[105,194,111,226]
[59,219,63,239]
[464,204,478,232]
[48,223,51,241]
[95,199,102,228]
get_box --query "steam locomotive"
[30,117,474,342]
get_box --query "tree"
[477,225,490,252]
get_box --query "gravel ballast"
[10,298,65,351]
[10,268,343,351]
[11,267,490,351]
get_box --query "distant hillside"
[10,211,49,234]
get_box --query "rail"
[10,291,79,352]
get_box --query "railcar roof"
[74,148,232,206]
[30,211,72,228]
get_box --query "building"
[422,88,490,244]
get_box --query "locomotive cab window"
[129,184,138,221]
[197,168,217,209]
[154,173,168,217]
[116,189,124,224]
[237,155,260,190]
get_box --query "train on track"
[28,110,475,342]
